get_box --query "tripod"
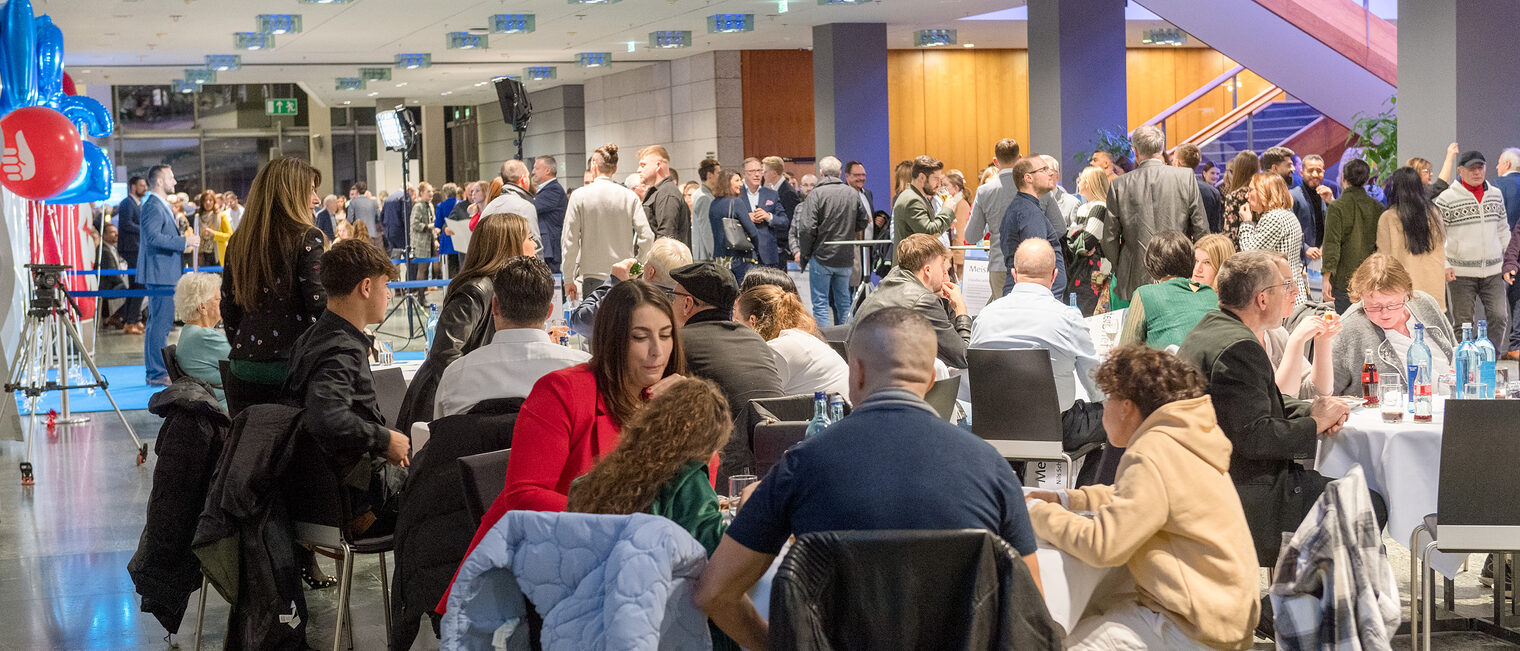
[1,266,146,485]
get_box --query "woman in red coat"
[440,280,685,612]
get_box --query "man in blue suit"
[380,186,410,255]
[138,164,193,386]
[111,175,147,331]
[740,157,790,271]
[532,155,568,274]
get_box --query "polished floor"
[0,299,1515,649]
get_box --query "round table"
[1315,400,1462,577]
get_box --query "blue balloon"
[33,16,62,102]
[0,0,38,114]
[53,94,111,138]
[43,141,110,205]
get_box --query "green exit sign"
[265,98,299,116]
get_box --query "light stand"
[376,107,429,346]
[0,264,147,485]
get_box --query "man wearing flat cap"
[668,262,784,485]
[1436,150,1511,351]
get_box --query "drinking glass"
[727,474,759,516]
[1466,382,1486,400]
[1379,382,1404,423]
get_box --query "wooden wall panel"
[888,49,1027,198]
[740,50,815,160]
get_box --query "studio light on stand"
[375,107,430,342]
[492,75,532,162]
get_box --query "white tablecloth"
[1316,402,1462,577]
[371,360,422,383]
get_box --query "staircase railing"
[1172,83,1283,153]
[1136,64,1246,137]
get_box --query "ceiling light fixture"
[568,0,621,4]
[441,91,453,96]
[447,32,487,49]
[360,67,392,81]
[778,0,789,13]
[913,29,956,47]
[707,14,754,33]
[299,0,354,4]
[576,52,610,68]
[648,30,692,49]
[367,91,380,97]
[963,43,975,48]
[184,68,216,85]
[172,79,196,94]
[256,14,302,35]
[525,66,557,80]
[234,32,274,50]
[336,77,366,91]
[205,54,241,71]
[817,0,870,4]
[626,41,636,53]
[342,100,351,105]
[394,53,432,69]
[490,14,535,34]
[395,82,408,87]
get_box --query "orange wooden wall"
[739,47,1279,196]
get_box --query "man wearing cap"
[668,262,785,485]
[1436,150,1511,351]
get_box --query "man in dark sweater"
[696,307,1042,649]
[283,239,410,535]
[668,262,784,486]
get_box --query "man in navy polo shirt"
[695,307,1041,649]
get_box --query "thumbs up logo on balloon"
[3,130,36,182]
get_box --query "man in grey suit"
[1101,125,1209,303]
[966,138,1021,299]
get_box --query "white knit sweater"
[1435,181,1510,277]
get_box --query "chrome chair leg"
[195,575,209,651]
[379,551,392,636]
[333,543,354,651]
[1422,542,1442,651]
[1410,524,1426,651]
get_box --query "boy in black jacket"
[283,239,410,535]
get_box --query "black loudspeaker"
[493,76,531,130]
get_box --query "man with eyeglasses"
[996,155,1065,299]
[1178,250,1386,569]
[739,157,791,272]
[667,262,784,485]
[1102,125,1208,308]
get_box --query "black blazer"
[394,276,495,432]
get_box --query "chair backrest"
[753,421,808,480]
[282,434,350,548]
[162,344,187,381]
[372,366,408,427]
[923,375,961,422]
[819,324,851,343]
[1436,400,1520,550]
[967,348,1063,459]
[826,339,848,360]
[770,529,1060,649]
[410,421,431,454]
[458,449,511,525]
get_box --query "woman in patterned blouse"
[1238,172,1307,306]
[1220,150,1260,246]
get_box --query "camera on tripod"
[25,264,70,312]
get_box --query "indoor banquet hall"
[3,0,1520,648]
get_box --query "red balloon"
[0,106,84,200]
[61,72,77,96]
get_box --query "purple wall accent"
[813,23,890,210]
[1029,0,1130,190]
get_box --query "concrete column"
[306,96,334,197]
[1028,0,1127,189]
[522,85,587,190]
[1398,0,1520,165]
[421,105,446,186]
[813,23,889,204]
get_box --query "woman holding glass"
[1331,253,1456,396]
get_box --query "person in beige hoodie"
[1026,344,1259,650]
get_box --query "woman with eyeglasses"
[1330,253,1455,396]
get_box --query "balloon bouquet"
[0,0,114,204]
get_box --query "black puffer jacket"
[771,529,1062,650]
[389,398,523,650]
[394,275,494,432]
[128,377,229,634]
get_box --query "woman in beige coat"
[1377,167,1448,310]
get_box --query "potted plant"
[1346,96,1397,182]
[1075,126,1134,167]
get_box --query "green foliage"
[1346,96,1398,182]
[1074,126,1134,165]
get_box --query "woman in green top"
[1119,231,1219,351]
[568,377,738,650]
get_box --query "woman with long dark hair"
[1378,166,1448,309]
[196,189,230,266]
[709,169,762,282]
[220,157,327,414]
[394,212,535,432]
[439,280,687,614]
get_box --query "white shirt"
[227,205,244,229]
[768,329,850,398]
[432,328,591,419]
[969,282,1105,411]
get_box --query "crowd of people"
[115,121,1520,648]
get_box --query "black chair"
[162,344,188,381]
[967,348,1100,488]
[753,421,807,480]
[770,529,1061,650]
[218,359,281,419]
[819,325,851,360]
[371,366,408,428]
[746,395,853,483]
[924,375,961,422]
[1410,400,1520,650]
[458,449,511,525]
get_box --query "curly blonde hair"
[566,377,731,515]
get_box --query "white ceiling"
[46,0,1199,107]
